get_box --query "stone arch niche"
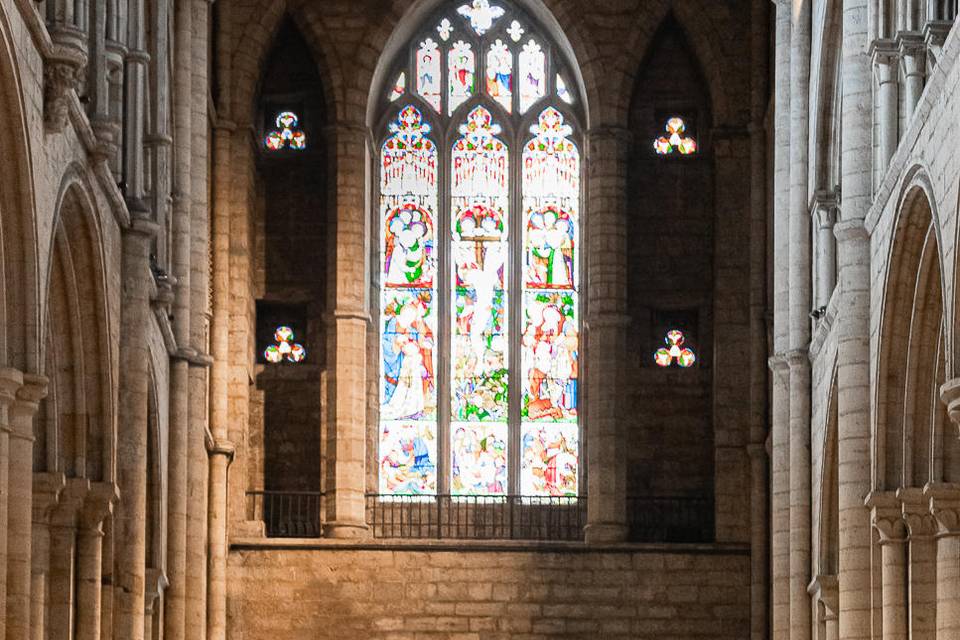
[247,18,330,533]
[625,15,716,530]
[35,181,113,482]
[876,182,951,490]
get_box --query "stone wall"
[227,544,751,639]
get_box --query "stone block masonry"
[227,545,751,639]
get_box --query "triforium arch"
[36,173,115,482]
[876,170,951,491]
[0,3,39,373]
[368,0,587,503]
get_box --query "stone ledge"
[230,537,752,556]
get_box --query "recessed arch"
[876,171,947,490]
[0,4,40,372]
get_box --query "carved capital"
[924,482,960,537]
[32,472,67,524]
[867,491,908,543]
[50,478,91,530]
[10,374,48,440]
[811,190,839,229]
[939,378,960,436]
[898,487,938,539]
[80,482,119,532]
[44,54,84,133]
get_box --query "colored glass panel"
[389,72,406,102]
[379,421,438,494]
[507,19,524,42]
[380,106,439,495]
[654,116,698,155]
[451,422,508,495]
[451,107,510,427]
[518,40,546,113]
[448,41,476,115]
[486,40,513,113]
[457,0,505,35]
[417,38,442,112]
[437,17,453,41]
[521,107,579,488]
[263,326,306,363]
[521,422,578,496]
[264,111,306,151]
[655,330,697,368]
[556,75,573,104]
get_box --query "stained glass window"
[448,41,476,115]
[264,111,306,151]
[264,326,306,363]
[379,1,581,500]
[655,330,697,367]
[519,40,546,113]
[379,106,439,495]
[654,117,698,155]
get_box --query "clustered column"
[869,492,909,640]
[932,379,960,638]
[0,368,23,640]
[900,487,938,640]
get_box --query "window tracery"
[378,2,581,499]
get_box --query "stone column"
[771,1,792,633]
[869,492,909,640]
[75,484,118,640]
[900,487,938,640]
[837,1,874,637]
[319,123,371,540]
[7,375,48,640]
[143,569,167,640]
[31,473,66,640]
[113,215,159,640]
[899,36,925,121]
[812,193,838,312]
[873,41,899,183]
[809,574,839,640]
[926,483,960,638]
[48,480,88,640]
[583,126,630,544]
[0,368,23,640]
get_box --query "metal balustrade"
[627,496,714,543]
[246,490,324,538]
[365,494,588,541]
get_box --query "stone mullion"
[869,492,909,640]
[582,126,629,544]
[0,368,22,640]
[900,487,938,640]
[7,375,48,640]
[837,0,874,637]
[323,124,370,539]
[112,217,159,640]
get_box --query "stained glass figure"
[457,0,505,35]
[486,40,513,113]
[451,107,510,441]
[655,330,697,367]
[380,106,440,495]
[519,40,546,113]
[417,38,442,112]
[264,326,306,363]
[451,422,508,495]
[264,111,306,151]
[437,17,454,41]
[379,421,437,494]
[389,72,406,101]
[448,41,476,115]
[507,19,524,42]
[654,117,698,155]
[521,422,578,496]
[521,108,579,460]
[556,75,573,104]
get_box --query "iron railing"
[365,494,587,541]
[246,490,324,538]
[627,496,714,543]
